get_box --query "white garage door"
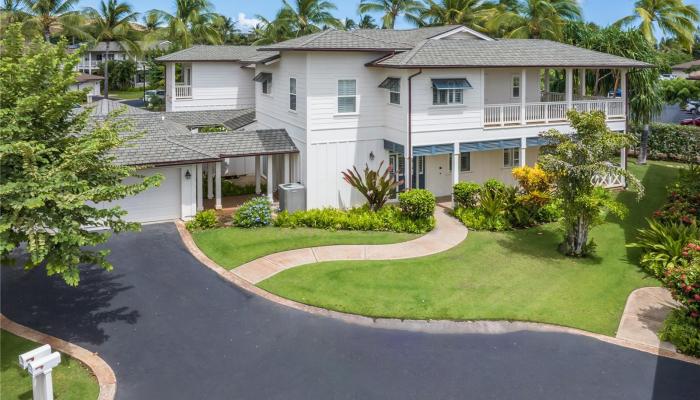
[113,167,181,223]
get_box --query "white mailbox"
[18,345,62,400]
[18,344,51,370]
[28,352,61,377]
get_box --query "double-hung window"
[432,78,471,105]
[449,153,471,172]
[254,72,272,95]
[338,79,357,113]
[511,75,521,98]
[503,148,520,167]
[379,77,400,105]
[289,78,297,111]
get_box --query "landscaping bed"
[257,161,678,336]
[1,330,99,400]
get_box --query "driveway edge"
[176,221,700,366]
[0,314,117,400]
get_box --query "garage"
[114,167,182,223]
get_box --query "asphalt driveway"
[2,224,698,400]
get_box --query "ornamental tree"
[538,110,644,257]
[0,24,161,286]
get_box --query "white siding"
[169,62,255,111]
[484,68,541,104]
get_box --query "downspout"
[407,68,422,190]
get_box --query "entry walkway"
[617,287,679,351]
[232,207,468,284]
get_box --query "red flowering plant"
[664,241,700,324]
[652,187,700,226]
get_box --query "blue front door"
[412,156,426,189]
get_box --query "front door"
[412,156,426,189]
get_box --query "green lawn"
[1,330,99,400]
[259,161,682,336]
[193,227,418,270]
[109,90,144,100]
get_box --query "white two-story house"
[249,25,647,209]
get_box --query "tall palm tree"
[358,0,424,29]
[142,10,164,33]
[21,0,85,41]
[486,0,581,40]
[616,0,700,51]
[358,14,378,28]
[211,14,240,43]
[280,0,341,36]
[419,0,490,30]
[251,13,295,45]
[1,0,27,23]
[84,0,140,99]
[149,0,222,48]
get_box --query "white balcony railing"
[484,100,624,127]
[174,84,192,99]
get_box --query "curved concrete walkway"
[617,287,680,352]
[232,207,468,284]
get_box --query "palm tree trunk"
[103,42,110,99]
[638,123,649,164]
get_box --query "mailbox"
[28,352,61,377]
[19,344,51,370]
[18,345,62,400]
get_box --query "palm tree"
[358,14,378,28]
[142,10,164,33]
[419,0,490,30]
[211,14,241,44]
[149,0,222,48]
[616,0,700,51]
[280,0,342,36]
[251,13,295,45]
[485,0,581,40]
[1,0,27,23]
[358,0,424,29]
[84,0,140,99]
[343,17,357,30]
[21,0,86,41]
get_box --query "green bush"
[627,219,699,278]
[659,309,700,357]
[233,196,272,228]
[453,182,480,208]
[398,189,435,220]
[274,205,434,234]
[185,209,219,231]
[483,178,507,194]
[629,123,700,162]
[204,179,256,197]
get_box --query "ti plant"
[342,161,401,211]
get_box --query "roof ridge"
[399,39,430,65]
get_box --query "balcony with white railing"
[174,84,192,99]
[484,98,625,128]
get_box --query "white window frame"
[262,77,272,95]
[449,153,471,172]
[389,79,400,105]
[433,85,463,105]
[337,79,357,114]
[289,77,297,111]
[503,147,520,168]
[511,74,521,99]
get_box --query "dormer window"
[432,78,471,105]
[254,72,272,95]
[379,77,400,105]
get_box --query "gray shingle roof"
[170,129,297,158]
[156,45,279,63]
[371,39,651,68]
[258,25,468,51]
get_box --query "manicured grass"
[259,161,682,336]
[1,330,99,400]
[193,227,418,269]
[109,90,144,100]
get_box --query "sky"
[79,0,700,32]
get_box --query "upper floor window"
[511,75,520,98]
[432,78,471,105]
[338,79,356,113]
[289,78,297,111]
[449,153,471,172]
[503,148,520,167]
[254,72,272,95]
[379,77,400,105]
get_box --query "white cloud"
[237,13,261,32]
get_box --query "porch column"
[579,68,586,98]
[284,153,290,183]
[207,163,214,199]
[520,137,527,167]
[452,143,460,206]
[254,155,261,194]
[543,68,550,93]
[196,163,204,211]
[266,155,274,202]
[565,68,573,110]
[88,52,92,74]
[215,161,222,210]
[520,68,527,125]
[621,68,627,115]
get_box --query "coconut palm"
[211,14,241,43]
[142,10,164,33]
[486,0,581,40]
[343,17,357,30]
[149,0,222,48]
[616,0,700,51]
[251,13,295,45]
[419,0,490,30]
[280,0,342,36]
[84,0,140,99]
[1,0,27,24]
[21,0,86,41]
[358,0,424,29]
[358,14,379,28]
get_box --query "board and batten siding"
[484,68,541,104]
[170,62,255,112]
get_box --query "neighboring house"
[70,73,103,99]
[155,46,278,112]
[671,60,700,79]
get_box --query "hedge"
[629,123,700,162]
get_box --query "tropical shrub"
[512,164,553,207]
[629,123,700,162]
[185,210,218,231]
[664,242,700,321]
[628,220,700,278]
[233,196,272,228]
[398,189,435,220]
[204,179,256,197]
[453,182,480,208]
[342,161,400,211]
[659,309,700,357]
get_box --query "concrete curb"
[1,314,117,400]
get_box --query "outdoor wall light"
[185,170,192,180]
[369,151,375,161]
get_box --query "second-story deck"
[484,96,624,127]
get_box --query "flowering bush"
[664,242,700,322]
[233,196,272,228]
[185,210,218,231]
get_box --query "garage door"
[112,167,181,223]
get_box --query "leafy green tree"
[21,0,86,41]
[419,0,490,30]
[486,0,581,40]
[539,110,643,257]
[616,0,700,51]
[358,0,424,29]
[280,0,342,35]
[659,78,700,106]
[148,0,222,48]
[97,59,137,90]
[0,24,161,286]
[84,0,141,99]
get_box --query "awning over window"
[460,139,520,153]
[378,77,400,91]
[384,139,404,154]
[413,144,454,156]
[526,136,551,147]
[253,72,272,82]
[432,78,472,90]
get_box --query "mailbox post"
[19,345,62,400]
